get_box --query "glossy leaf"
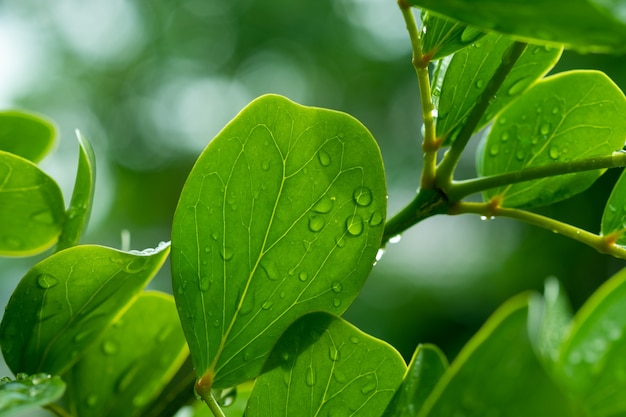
[246,312,406,417]
[418,294,580,417]
[0,110,56,163]
[432,33,561,145]
[56,130,96,251]
[0,373,65,417]
[382,344,448,417]
[408,0,626,53]
[0,242,170,375]
[65,291,188,417]
[0,151,65,256]
[480,70,626,208]
[171,94,386,389]
[601,168,626,245]
[557,267,626,416]
[420,12,484,60]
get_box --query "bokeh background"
[1,0,626,382]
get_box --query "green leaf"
[557,267,626,416]
[65,291,188,417]
[0,151,65,256]
[382,344,448,417]
[480,70,626,208]
[56,130,97,251]
[171,94,387,389]
[408,0,626,53]
[0,373,65,417]
[0,242,170,375]
[418,294,581,417]
[432,33,561,145]
[246,312,406,417]
[0,110,56,163]
[420,12,484,60]
[601,168,626,245]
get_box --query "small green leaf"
[408,0,626,53]
[0,110,56,163]
[480,70,626,208]
[0,242,170,375]
[56,130,97,251]
[557,267,626,416]
[420,12,485,60]
[601,167,626,245]
[65,291,188,417]
[171,94,386,389]
[0,151,65,256]
[246,312,406,417]
[382,344,448,417]
[418,294,580,417]
[432,33,561,145]
[0,373,65,417]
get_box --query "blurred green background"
[1,0,626,378]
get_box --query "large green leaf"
[0,243,170,375]
[420,13,484,60]
[65,291,188,417]
[171,94,386,389]
[246,312,406,417]
[382,344,448,417]
[0,151,65,256]
[479,70,626,208]
[601,168,626,245]
[408,0,626,53]
[432,33,561,145]
[557,268,626,416]
[0,373,65,417]
[0,110,56,163]
[56,131,96,251]
[418,294,581,417]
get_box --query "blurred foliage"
[1,0,625,365]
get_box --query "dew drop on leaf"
[308,215,325,233]
[261,261,279,281]
[220,247,234,261]
[549,146,560,160]
[368,211,384,226]
[200,277,211,291]
[333,298,342,308]
[346,215,364,236]
[475,80,485,88]
[305,367,316,386]
[261,161,270,171]
[101,340,119,356]
[500,132,509,142]
[515,149,525,161]
[540,123,551,136]
[335,235,346,248]
[329,346,340,362]
[298,272,308,282]
[317,150,331,167]
[507,78,528,96]
[331,281,343,293]
[262,300,273,310]
[36,273,58,289]
[489,144,500,156]
[31,210,55,224]
[313,196,334,214]
[353,187,373,207]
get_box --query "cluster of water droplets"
[0,373,60,404]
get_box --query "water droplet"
[213,319,220,327]
[353,187,373,207]
[460,26,482,43]
[480,215,494,221]
[346,215,364,236]
[200,277,211,291]
[220,247,234,261]
[389,235,402,244]
[489,144,500,156]
[318,150,331,167]
[548,146,560,160]
[299,272,308,282]
[507,78,528,96]
[375,248,385,263]
[333,298,342,308]
[31,210,55,224]
[15,373,28,381]
[2,237,22,250]
[500,132,509,142]
[515,149,525,161]
[369,211,384,226]
[101,340,119,356]
[540,123,551,136]
[261,161,270,171]
[305,367,316,386]
[331,281,343,293]
[335,236,346,248]
[313,196,334,214]
[475,79,485,88]
[279,290,286,298]
[333,370,347,383]
[329,346,340,361]
[498,117,507,125]
[36,274,58,289]
[551,106,560,115]
[262,262,279,281]
[361,378,377,394]
[211,232,219,240]
[308,215,325,233]
[124,258,148,273]
[262,300,273,310]
[86,395,98,408]
[74,330,92,343]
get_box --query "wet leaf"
[0,110,56,163]
[408,0,626,53]
[480,70,626,208]
[601,167,626,245]
[246,312,406,417]
[382,344,448,417]
[171,94,386,389]
[420,12,484,60]
[56,130,96,251]
[0,152,65,256]
[65,291,188,417]
[418,294,580,417]
[0,242,170,375]
[0,373,65,417]
[432,33,561,145]
[557,267,626,416]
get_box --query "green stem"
[447,151,626,201]
[44,404,73,417]
[450,202,626,258]
[398,0,438,189]
[204,392,226,417]
[436,41,528,187]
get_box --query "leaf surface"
[0,110,56,163]
[479,70,626,208]
[0,152,65,256]
[65,291,188,417]
[408,0,626,53]
[420,13,484,60]
[246,312,406,417]
[601,168,626,245]
[0,373,65,417]
[0,243,170,375]
[171,94,386,389]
